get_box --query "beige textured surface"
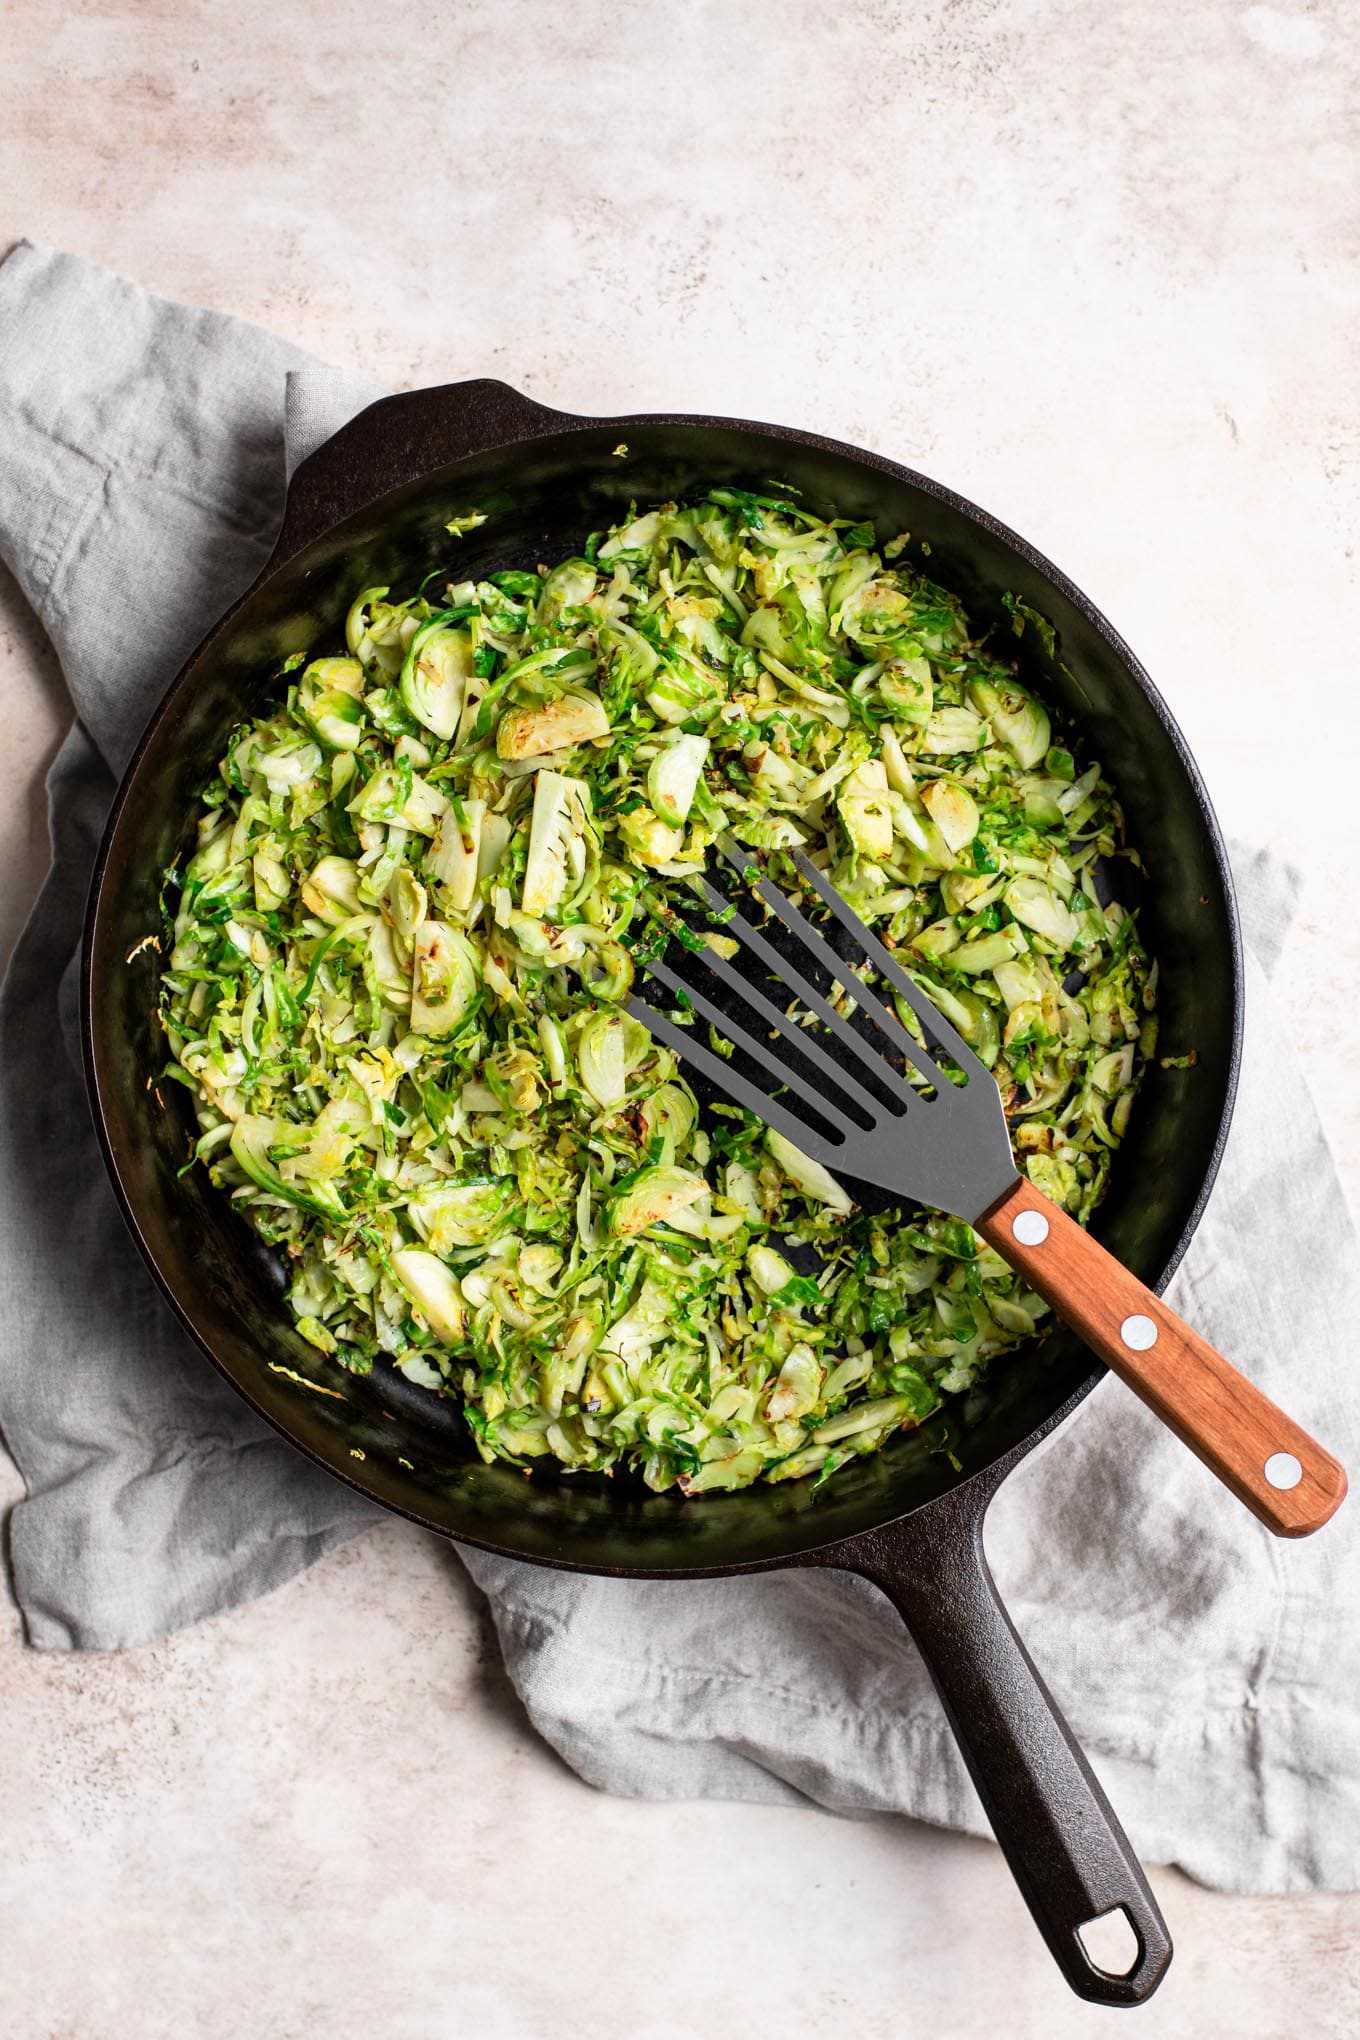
[1,0,1358,2032]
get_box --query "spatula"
[629,843,1347,1537]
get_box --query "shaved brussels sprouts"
[301,855,362,923]
[618,809,687,867]
[767,1130,855,1215]
[878,654,934,725]
[609,1166,710,1238]
[410,923,478,1035]
[919,778,979,855]
[401,623,472,741]
[159,488,1152,1496]
[838,758,895,860]
[1004,875,1081,951]
[299,657,367,749]
[578,1011,648,1108]
[429,797,484,914]
[496,691,610,760]
[969,675,1051,769]
[646,732,710,827]
[521,771,593,917]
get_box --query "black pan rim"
[81,396,1245,1575]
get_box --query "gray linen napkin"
[3,242,1358,1895]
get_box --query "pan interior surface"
[86,415,1240,1573]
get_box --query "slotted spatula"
[630,843,1346,1537]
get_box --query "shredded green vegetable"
[157,491,1155,1494]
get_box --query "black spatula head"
[629,844,1018,1223]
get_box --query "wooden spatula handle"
[978,1178,1347,1537]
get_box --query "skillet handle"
[807,1475,1172,2006]
[269,379,581,568]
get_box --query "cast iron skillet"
[84,381,1242,2007]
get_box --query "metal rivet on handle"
[1012,1209,1049,1246]
[1120,1314,1158,1352]
[1264,1452,1303,1491]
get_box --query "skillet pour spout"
[85,376,1248,2005]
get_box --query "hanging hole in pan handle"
[799,1468,1173,2008]
[267,378,586,569]
[1078,1903,1144,1978]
